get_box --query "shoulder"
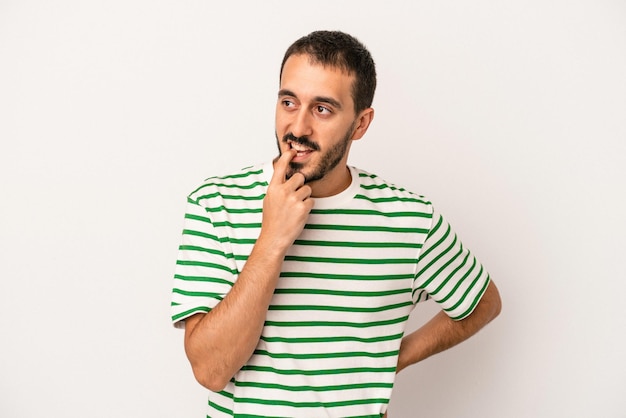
[187,163,269,207]
[351,167,433,213]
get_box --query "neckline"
[261,161,360,209]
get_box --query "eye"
[282,99,296,108]
[316,105,331,115]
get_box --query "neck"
[309,165,352,198]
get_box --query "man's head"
[275,31,376,197]
[280,31,377,114]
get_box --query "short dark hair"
[280,31,377,114]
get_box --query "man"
[172,30,501,417]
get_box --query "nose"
[290,108,313,138]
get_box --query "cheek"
[275,113,289,134]
[320,122,347,141]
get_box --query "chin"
[286,162,307,181]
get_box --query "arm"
[396,280,501,373]
[183,150,313,391]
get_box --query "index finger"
[271,149,296,184]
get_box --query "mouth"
[288,140,315,158]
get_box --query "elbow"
[184,319,234,392]
[490,296,502,322]
[190,362,232,392]
[486,281,502,321]
[199,375,231,393]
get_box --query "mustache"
[283,133,320,151]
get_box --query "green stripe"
[310,208,430,218]
[279,271,414,281]
[293,239,421,248]
[173,274,233,286]
[360,183,407,192]
[190,168,265,194]
[213,221,261,229]
[253,349,398,360]
[201,180,266,190]
[425,213,444,241]
[172,288,224,299]
[304,224,428,233]
[412,289,430,303]
[235,380,393,392]
[208,398,233,415]
[233,414,381,418]
[445,265,485,312]
[274,288,409,297]
[178,244,232,259]
[233,396,388,409]
[204,206,263,214]
[260,332,404,344]
[180,244,252,263]
[434,253,474,300]
[171,306,209,322]
[198,192,265,201]
[176,259,237,274]
[284,255,417,264]
[415,222,457,289]
[230,237,258,244]
[229,415,284,418]
[416,236,461,289]
[354,193,430,205]
[269,301,412,313]
[181,228,224,242]
[184,213,212,224]
[424,218,449,256]
[218,389,234,399]
[449,275,490,320]
[346,415,385,418]
[216,168,264,179]
[240,364,396,376]
[182,230,257,245]
[264,315,409,328]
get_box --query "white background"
[1,1,625,417]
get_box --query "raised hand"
[260,149,314,251]
[182,150,315,391]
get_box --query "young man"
[172,31,501,417]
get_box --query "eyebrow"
[278,89,343,110]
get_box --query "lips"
[288,140,314,157]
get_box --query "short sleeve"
[412,208,490,320]
[170,197,238,328]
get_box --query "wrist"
[255,230,293,257]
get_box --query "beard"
[275,123,355,183]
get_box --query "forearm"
[396,281,501,373]
[183,151,314,391]
[184,236,287,391]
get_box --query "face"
[275,54,373,196]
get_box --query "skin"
[183,54,502,410]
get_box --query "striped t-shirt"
[171,161,490,418]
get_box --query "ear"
[350,107,375,141]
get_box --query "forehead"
[280,54,355,106]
